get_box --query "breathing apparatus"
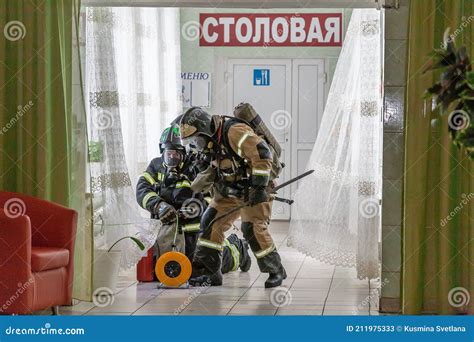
[160,121,187,186]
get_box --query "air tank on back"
[233,102,282,158]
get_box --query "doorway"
[77,4,388,316]
[226,58,325,220]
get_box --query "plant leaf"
[443,27,451,46]
[424,29,474,160]
[130,237,145,251]
[426,83,443,95]
[466,71,474,89]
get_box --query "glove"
[248,187,269,206]
[154,201,177,225]
[195,157,210,172]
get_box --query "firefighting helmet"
[160,124,185,168]
[170,114,183,127]
[179,107,215,152]
[160,122,183,153]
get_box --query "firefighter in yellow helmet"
[179,107,286,288]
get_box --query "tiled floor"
[40,222,381,316]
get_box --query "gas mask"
[163,149,182,168]
[163,149,183,186]
[181,135,211,153]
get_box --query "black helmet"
[170,114,183,127]
[160,120,184,153]
[160,123,185,168]
[179,107,215,152]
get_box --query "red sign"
[199,13,343,47]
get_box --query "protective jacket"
[137,157,199,218]
[212,117,274,199]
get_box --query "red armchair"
[0,191,77,315]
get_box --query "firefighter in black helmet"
[179,107,286,288]
[136,117,251,275]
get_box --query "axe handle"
[273,196,294,205]
[272,169,315,193]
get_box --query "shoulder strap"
[221,115,249,125]
[220,117,246,161]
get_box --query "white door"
[291,59,325,197]
[226,58,325,220]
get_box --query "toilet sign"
[253,69,270,86]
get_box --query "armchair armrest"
[0,209,34,314]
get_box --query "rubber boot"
[257,250,287,288]
[265,267,287,288]
[226,233,252,272]
[239,240,251,272]
[189,245,223,286]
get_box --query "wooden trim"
[82,0,378,8]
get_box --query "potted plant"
[424,28,474,160]
[93,236,145,294]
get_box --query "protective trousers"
[193,194,282,279]
[155,223,241,276]
[187,233,241,275]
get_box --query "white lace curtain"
[113,8,182,185]
[85,7,182,269]
[288,9,383,280]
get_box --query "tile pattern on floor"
[48,222,380,316]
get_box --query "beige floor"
[40,222,381,316]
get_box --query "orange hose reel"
[155,251,192,287]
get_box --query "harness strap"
[217,121,223,145]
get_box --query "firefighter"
[179,107,286,288]
[136,122,251,276]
